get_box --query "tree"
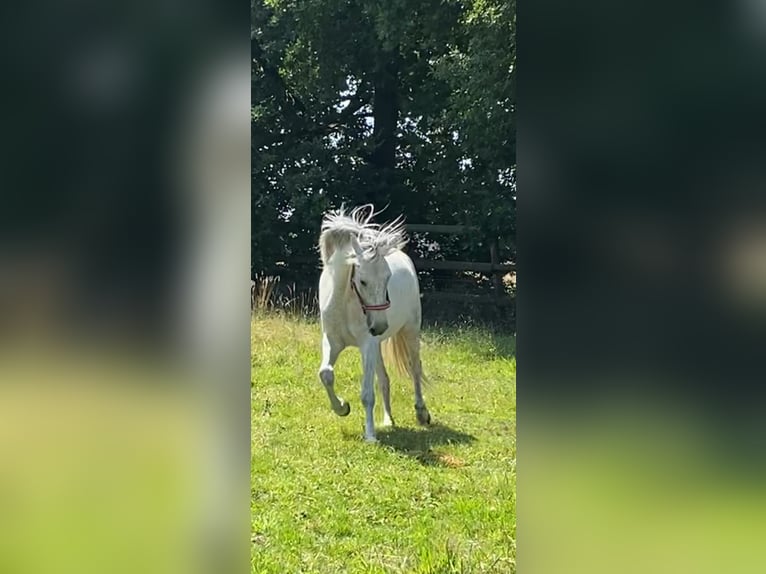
[252,0,515,284]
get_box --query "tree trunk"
[370,48,399,171]
[363,48,400,207]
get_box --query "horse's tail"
[382,328,427,384]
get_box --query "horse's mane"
[319,204,408,267]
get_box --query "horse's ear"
[350,235,365,261]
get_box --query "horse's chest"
[321,309,366,346]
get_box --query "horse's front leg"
[318,332,349,416]
[360,338,380,442]
[376,354,394,427]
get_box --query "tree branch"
[251,35,306,116]
[252,32,375,150]
[254,84,372,150]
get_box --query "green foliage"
[252,0,515,279]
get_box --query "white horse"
[317,205,431,442]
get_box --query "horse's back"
[386,250,418,292]
[384,250,421,337]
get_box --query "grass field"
[251,313,516,574]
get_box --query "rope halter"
[350,266,390,314]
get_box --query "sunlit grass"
[251,312,516,573]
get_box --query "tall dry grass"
[251,274,318,318]
[251,274,279,310]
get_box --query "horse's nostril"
[369,324,388,336]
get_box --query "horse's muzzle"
[369,320,388,336]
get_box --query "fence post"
[489,241,504,300]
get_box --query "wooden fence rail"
[271,223,514,306]
[410,258,515,273]
[404,224,475,234]
[405,223,513,305]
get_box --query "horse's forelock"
[320,204,407,267]
[373,243,393,259]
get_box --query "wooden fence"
[265,223,515,309]
[406,224,515,306]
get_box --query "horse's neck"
[326,263,353,312]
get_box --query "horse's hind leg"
[375,354,394,427]
[318,333,349,416]
[410,332,431,425]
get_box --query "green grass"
[252,313,516,574]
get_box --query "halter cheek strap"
[350,267,391,314]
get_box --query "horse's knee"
[319,366,334,387]
[360,387,375,408]
[361,395,374,408]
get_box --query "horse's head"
[350,236,392,336]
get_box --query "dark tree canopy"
[252,0,515,282]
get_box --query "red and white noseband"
[350,266,390,314]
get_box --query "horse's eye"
[360,280,367,287]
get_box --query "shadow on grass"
[490,332,516,360]
[376,423,477,467]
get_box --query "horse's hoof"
[337,401,351,417]
[382,415,394,427]
[416,407,431,426]
[364,435,379,444]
